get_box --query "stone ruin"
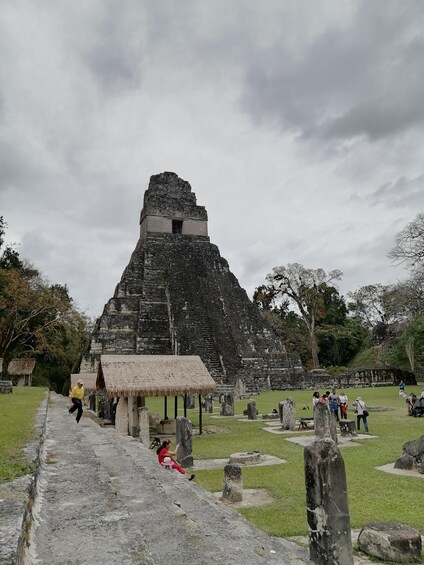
[81,172,303,392]
[394,434,424,474]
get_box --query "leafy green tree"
[0,217,90,391]
[265,263,343,368]
[385,317,424,372]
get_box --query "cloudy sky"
[1,1,423,318]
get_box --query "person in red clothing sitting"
[156,440,195,481]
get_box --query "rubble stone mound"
[358,522,422,563]
[394,434,424,474]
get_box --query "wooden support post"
[199,393,203,435]
[174,396,178,419]
[164,396,168,420]
[184,394,187,418]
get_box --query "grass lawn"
[147,385,424,538]
[0,386,47,481]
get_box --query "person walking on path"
[157,440,195,480]
[354,397,369,432]
[338,390,349,419]
[69,379,84,423]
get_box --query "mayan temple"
[82,172,303,391]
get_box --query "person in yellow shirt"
[69,379,85,423]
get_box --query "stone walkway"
[19,393,310,564]
[1,393,405,564]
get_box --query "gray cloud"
[0,1,422,317]
[241,2,424,143]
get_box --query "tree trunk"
[310,328,320,368]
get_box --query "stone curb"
[16,391,49,564]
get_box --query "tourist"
[312,391,320,408]
[68,379,84,423]
[156,440,195,480]
[328,388,339,421]
[354,397,369,432]
[399,380,406,397]
[406,393,416,415]
[338,390,348,419]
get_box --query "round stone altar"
[229,451,262,465]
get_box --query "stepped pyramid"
[82,172,303,391]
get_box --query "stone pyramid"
[82,172,303,391]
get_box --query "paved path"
[24,393,310,564]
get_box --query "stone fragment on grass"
[358,522,422,563]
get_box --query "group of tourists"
[312,388,369,432]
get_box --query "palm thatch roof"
[70,373,97,392]
[7,358,36,375]
[97,355,217,398]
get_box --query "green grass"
[2,385,424,541]
[0,387,47,481]
[147,385,424,537]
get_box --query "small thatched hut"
[97,355,216,435]
[97,355,216,397]
[7,358,36,386]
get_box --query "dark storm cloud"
[240,2,424,143]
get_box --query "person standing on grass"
[354,397,369,432]
[338,390,348,419]
[329,388,339,421]
[69,379,84,423]
[157,440,195,480]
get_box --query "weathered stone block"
[176,416,193,468]
[222,464,243,502]
[247,400,257,420]
[304,438,353,565]
[314,402,337,441]
[281,397,296,430]
[339,419,357,437]
[358,522,422,563]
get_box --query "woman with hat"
[354,396,369,432]
[69,379,85,423]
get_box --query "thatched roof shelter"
[70,373,97,392]
[97,355,216,398]
[7,358,36,375]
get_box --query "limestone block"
[358,522,422,563]
[156,419,176,434]
[314,402,337,441]
[247,400,257,420]
[339,420,357,437]
[222,464,243,503]
[281,398,296,431]
[138,407,150,446]
[176,416,193,467]
[115,397,129,435]
[304,438,353,565]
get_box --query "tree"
[0,219,90,392]
[347,284,397,330]
[266,263,343,368]
[388,213,424,269]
